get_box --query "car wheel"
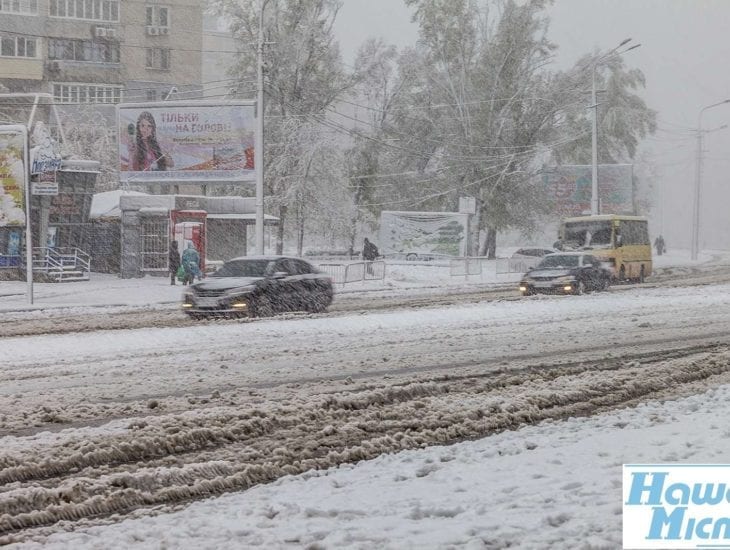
[253,295,274,317]
[600,276,610,291]
[575,280,585,295]
[406,253,418,261]
[306,294,328,313]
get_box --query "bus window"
[563,220,612,249]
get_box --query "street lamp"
[255,0,271,255]
[589,39,641,215]
[691,99,730,260]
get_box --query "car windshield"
[210,259,272,278]
[538,255,580,268]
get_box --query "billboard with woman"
[118,101,256,184]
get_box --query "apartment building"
[0,0,204,105]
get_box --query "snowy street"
[3,253,730,547]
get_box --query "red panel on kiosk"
[171,210,207,272]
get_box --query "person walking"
[181,242,201,285]
[654,235,666,256]
[168,240,181,285]
[362,237,379,275]
[362,238,379,261]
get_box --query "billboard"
[379,211,468,257]
[540,164,634,216]
[0,127,27,227]
[118,101,256,184]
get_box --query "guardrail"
[317,260,386,286]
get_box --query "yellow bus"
[557,214,652,283]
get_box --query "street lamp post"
[691,99,730,260]
[589,39,640,215]
[255,0,271,255]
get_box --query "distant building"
[0,0,204,104]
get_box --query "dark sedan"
[519,252,610,296]
[182,256,334,319]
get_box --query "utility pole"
[691,99,730,260]
[588,39,640,215]
[255,0,270,255]
[590,64,599,215]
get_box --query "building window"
[146,89,157,101]
[0,0,38,14]
[52,83,123,104]
[146,5,169,27]
[49,38,119,63]
[0,36,36,57]
[50,0,119,22]
[145,48,170,70]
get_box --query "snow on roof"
[90,190,147,220]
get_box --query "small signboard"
[31,170,58,195]
[458,196,476,215]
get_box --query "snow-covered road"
[3,273,730,544]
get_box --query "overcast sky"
[335,0,730,251]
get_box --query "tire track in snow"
[1,345,729,542]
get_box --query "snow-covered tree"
[214,0,391,253]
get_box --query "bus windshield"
[563,220,613,249]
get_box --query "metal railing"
[495,257,542,274]
[32,247,91,282]
[449,257,489,277]
[317,260,386,286]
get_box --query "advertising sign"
[0,128,27,227]
[118,101,256,184]
[541,164,634,216]
[29,121,62,195]
[379,211,468,257]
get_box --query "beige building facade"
[0,0,203,104]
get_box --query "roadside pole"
[23,126,32,304]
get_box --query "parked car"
[508,247,557,272]
[510,247,557,259]
[518,252,611,296]
[182,256,334,319]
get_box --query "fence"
[495,257,542,274]
[317,260,386,286]
[448,256,492,277]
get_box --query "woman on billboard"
[131,111,173,171]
